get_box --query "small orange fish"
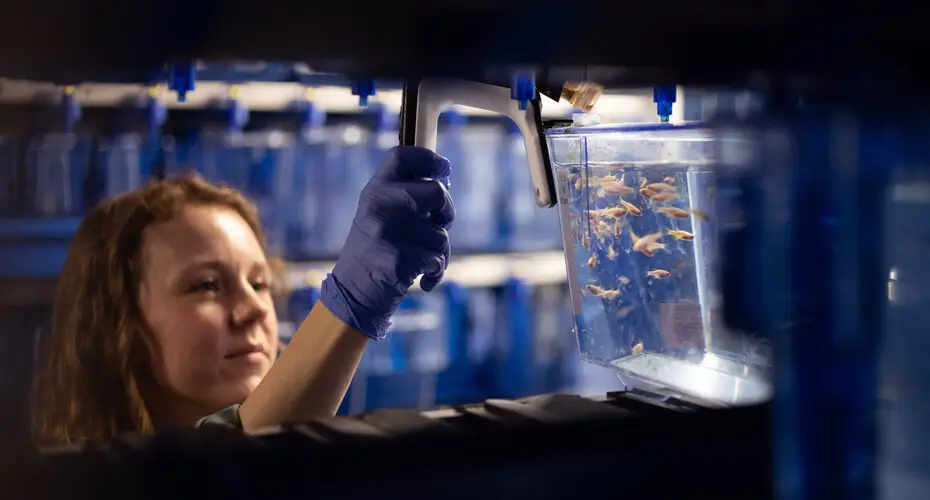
[646,182,677,193]
[649,191,678,203]
[600,174,619,184]
[667,229,695,241]
[647,269,671,279]
[602,206,627,219]
[582,233,590,248]
[600,289,621,300]
[607,245,618,260]
[631,230,664,255]
[691,209,710,222]
[586,284,605,296]
[640,177,648,188]
[640,187,655,198]
[602,181,635,197]
[657,206,692,219]
[620,199,642,216]
[587,254,597,268]
[645,242,665,256]
[663,176,675,184]
[631,341,644,355]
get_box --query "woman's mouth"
[225,345,268,364]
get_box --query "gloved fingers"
[420,231,451,291]
[394,214,451,262]
[418,252,445,291]
[372,146,452,184]
[420,270,443,292]
[365,210,451,259]
[398,179,456,228]
[397,225,450,287]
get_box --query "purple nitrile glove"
[320,146,455,341]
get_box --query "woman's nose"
[231,285,271,327]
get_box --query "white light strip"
[285,251,567,291]
[0,79,653,118]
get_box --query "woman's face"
[137,204,278,427]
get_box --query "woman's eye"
[191,280,220,293]
[252,282,271,292]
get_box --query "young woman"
[32,146,454,444]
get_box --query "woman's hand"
[320,146,455,341]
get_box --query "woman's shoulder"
[195,404,242,429]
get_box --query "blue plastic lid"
[545,121,707,136]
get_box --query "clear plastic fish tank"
[546,122,772,406]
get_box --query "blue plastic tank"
[283,286,319,355]
[26,133,92,217]
[492,279,587,398]
[545,121,771,406]
[437,111,500,253]
[94,94,168,202]
[24,89,91,217]
[284,104,328,259]
[95,134,145,201]
[189,126,295,255]
[318,106,397,256]
[499,119,562,251]
[347,286,452,412]
[491,279,533,398]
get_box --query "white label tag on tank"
[557,173,572,205]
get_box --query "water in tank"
[546,122,771,406]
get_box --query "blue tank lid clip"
[653,86,677,123]
[168,62,196,103]
[351,80,377,107]
[510,71,536,111]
